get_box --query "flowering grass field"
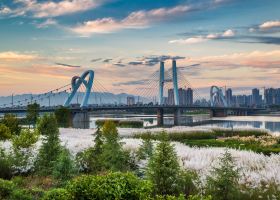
[58,128,280,189]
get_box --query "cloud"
[103,58,112,63]
[259,20,280,30]
[70,0,232,36]
[169,29,235,44]
[7,0,103,18]
[91,58,102,62]
[0,7,12,15]
[113,79,150,86]
[128,61,143,66]
[36,18,57,28]
[55,62,81,68]
[0,51,38,61]
[128,55,186,66]
[249,20,280,33]
[71,5,192,35]
[113,63,126,67]
[169,36,207,44]
[189,50,280,70]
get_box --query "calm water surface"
[89,114,280,133]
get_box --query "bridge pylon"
[158,60,180,106]
[64,70,94,108]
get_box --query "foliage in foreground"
[147,132,184,196]
[54,106,71,128]
[66,172,152,200]
[1,114,21,135]
[35,114,62,175]
[206,150,240,200]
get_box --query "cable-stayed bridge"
[0,60,263,126]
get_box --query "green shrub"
[11,129,39,175]
[133,129,268,142]
[26,103,40,126]
[53,148,77,183]
[137,135,154,160]
[96,119,143,128]
[0,178,15,199]
[147,132,183,196]
[187,194,213,200]
[0,148,13,179]
[76,127,104,173]
[12,129,39,149]
[0,124,12,140]
[9,189,33,200]
[54,106,72,128]
[100,121,132,172]
[2,114,21,135]
[67,172,153,200]
[206,150,240,200]
[43,188,72,200]
[35,114,62,175]
[239,183,280,200]
[155,194,185,200]
[180,170,198,197]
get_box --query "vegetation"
[0,123,12,140]
[205,150,240,200]
[96,119,143,128]
[35,114,62,175]
[0,115,279,200]
[66,172,152,200]
[76,127,103,173]
[147,132,183,196]
[54,106,71,128]
[26,103,40,126]
[1,114,21,135]
[100,120,133,172]
[133,129,280,155]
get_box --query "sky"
[0,0,279,97]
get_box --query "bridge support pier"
[174,108,182,126]
[210,109,227,117]
[157,108,164,126]
[71,111,90,129]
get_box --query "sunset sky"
[0,0,279,96]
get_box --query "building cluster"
[226,87,280,107]
[163,88,193,106]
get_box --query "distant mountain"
[0,92,150,107]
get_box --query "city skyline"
[0,0,280,96]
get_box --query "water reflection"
[89,114,280,133]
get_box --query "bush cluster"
[96,119,143,128]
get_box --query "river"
[89,114,280,134]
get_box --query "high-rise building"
[167,87,193,106]
[127,96,135,105]
[252,88,261,106]
[265,88,275,105]
[226,88,232,106]
[178,88,185,105]
[186,88,193,106]
[167,89,174,105]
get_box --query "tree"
[11,129,39,174]
[0,124,12,141]
[137,137,153,160]
[54,106,71,128]
[2,114,21,135]
[35,114,62,175]
[147,131,182,196]
[76,127,104,173]
[66,172,153,200]
[100,120,131,172]
[26,103,40,127]
[53,147,78,183]
[206,150,240,200]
